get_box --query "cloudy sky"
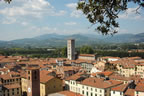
[0,0,144,41]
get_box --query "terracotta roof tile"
[124,89,135,96]
[40,70,54,83]
[97,71,113,76]
[65,72,84,81]
[0,72,21,80]
[135,83,144,92]
[111,83,129,92]
[81,77,123,88]
[58,91,83,96]
[4,83,20,89]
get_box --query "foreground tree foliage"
[77,0,144,35]
[4,0,12,4]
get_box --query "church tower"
[26,67,40,96]
[67,39,75,60]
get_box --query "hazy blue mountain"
[133,33,144,43]
[34,33,66,40]
[0,33,144,48]
[103,34,134,43]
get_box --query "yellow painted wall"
[21,78,28,94]
[40,77,63,96]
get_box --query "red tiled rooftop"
[40,70,54,83]
[81,77,123,89]
[135,83,144,92]
[124,89,135,96]
[4,83,20,89]
[65,72,84,81]
[0,73,20,80]
[97,71,113,76]
[112,83,128,92]
[58,91,83,96]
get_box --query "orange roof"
[91,73,97,77]
[102,56,120,59]
[63,66,81,72]
[112,83,128,92]
[65,74,80,81]
[124,89,135,96]
[0,73,20,80]
[97,71,113,76]
[0,68,9,72]
[58,91,83,96]
[115,58,137,68]
[128,56,141,60]
[81,77,123,89]
[40,70,51,75]
[40,75,54,83]
[0,58,16,63]
[135,83,144,92]
[40,70,54,83]
[26,67,40,70]
[109,73,141,82]
[0,56,5,59]
[4,83,20,89]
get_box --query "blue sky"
[0,0,144,41]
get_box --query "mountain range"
[0,33,144,48]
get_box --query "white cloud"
[66,3,82,18]
[119,6,143,20]
[27,26,57,34]
[2,17,16,24]
[64,22,77,25]
[71,10,82,18]
[21,22,28,26]
[66,3,77,9]
[27,24,89,36]
[0,0,66,19]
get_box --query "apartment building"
[3,83,21,96]
[135,63,144,78]
[69,59,96,73]
[0,72,21,96]
[65,73,123,96]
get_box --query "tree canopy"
[77,0,144,35]
[80,45,94,54]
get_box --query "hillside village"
[0,39,144,96]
